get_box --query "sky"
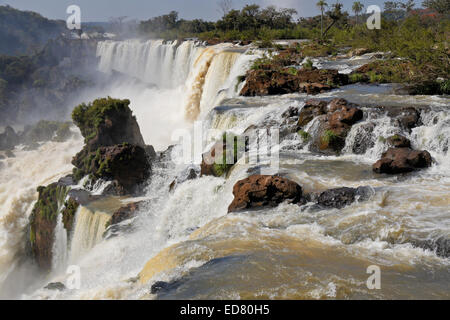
[1,0,424,22]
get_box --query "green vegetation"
[72,97,131,144]
[0,5,65,55]
[298,130,311,141]
[212,133,246,177]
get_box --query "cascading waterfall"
[2,39,447,299]
[52,207,68,273]
[97,40,260,123]
[69,207,111,263]
[0,138,83,297]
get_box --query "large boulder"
[297,99,328,127]
[308,99,364,154]
[109,201,144,226]
[240,68,348,96]
[228,175,303,213]
[373,147,432,174]
[71,98,152,194]
[201,133,244,178]
[72,143,150,195]
[317,186,374,209]
[72,97,145,151]
[28,183,79,271]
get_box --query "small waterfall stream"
[69,207,111,263]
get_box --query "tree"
[217,0,233,17]
[384,1,398,11]
[352,1,364,24]
[316,0,328,38]
[422,0,450,13]
[323,2,345,38]
[399,0,415,12]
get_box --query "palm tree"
[352,1,364,24]
[316,0,328,38]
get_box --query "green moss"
[298,130,310,141]
[29,226,36,244]
[72,97,131,145]
[212,133,246,177]
[320,130,340,149]
[349,73,366,83]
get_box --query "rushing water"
[0,40,448,299]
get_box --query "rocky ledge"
[240,67,348,96]
[71,97,154,195]
[27,97,154,271]
[228,174,373,213]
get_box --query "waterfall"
[69,207,111,263]
[96,40,260,124]
[52,209,68,272]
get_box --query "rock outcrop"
[297,98,364,154]
[317,186,374,209]
[201,133,245,178]
[373,147,432,174]
[71,98,152,194]
[240,68,348,96]
[228,175,303,213]
[109,201,144,226]
[28,183,79,271]
[72,143,150,195]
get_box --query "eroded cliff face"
[71,97,152,195]
[27,97,153,271]
[28,183,78,271]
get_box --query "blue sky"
[2,0,424,21]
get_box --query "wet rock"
[71,98,153,194]
[109,201,143,226]
[373,147,432,174]
[67,189,102,206]
[151,281,172,294]
[201,134,244,178]
[0,126,20,150]
[297,99,328,127]
[44,282,66,291]
[385,106,421,132]
[317,186,374,209]
[28,183,72,271]
[228,175,303,213]
[281,106,301,119]
[387,135,411,148]
[351,123,375,154]
[169,168,198,192]
[411,237,450,258]
[57,174,75,186]
[305,99,364,154]
[72,98,146,151]
[240,68,348,96]
[72,143,150,195]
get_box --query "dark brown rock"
[228,175,303,213]
[109,202,143,226]
[297,99,328,127]
[317,186,374,209]
[373,147,432,174]
[240,68,348,97]
[387,135,411,148]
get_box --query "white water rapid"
[0,39,448,300]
